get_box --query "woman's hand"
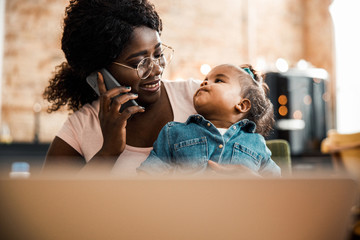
[207,160,262,177]
[97,72,145,157]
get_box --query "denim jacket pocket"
[231,143,262,171]
[173,137,208,167]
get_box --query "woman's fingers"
[97,72,107,95]
[118,105,145,121]
[97,71,132,113]
[100,87,132,101]
[98,85,144,124]
[98,72,107,117]
[109,93,139,114]
[95,72,142,157]
[99,87,132,113]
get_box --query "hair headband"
[242,67,255,80]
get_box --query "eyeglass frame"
[112,44,174,80]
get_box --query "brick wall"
[0,0,334,142]
[2,0,68,143]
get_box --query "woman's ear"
[235,98,251,113]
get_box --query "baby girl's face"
[193,64,251,118]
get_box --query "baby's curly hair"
[239,64,275,137]
[43,0,162,112]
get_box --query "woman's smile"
[139,80,161,92]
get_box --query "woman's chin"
[137,91,162,107]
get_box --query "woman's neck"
[126,84,173,147]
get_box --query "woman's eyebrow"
[125,42,162,60]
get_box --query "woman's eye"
[153,50,162,58]
[128,59,141,68]
[154,53,163,59]
[129,63,139,68]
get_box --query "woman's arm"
[42,136,86,175]
[42,136,120,175]
[78,72,144,174]
[43,73,144,175]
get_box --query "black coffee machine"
[265,69,330,156]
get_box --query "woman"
[43,0,200,175]
[43,0,258,177]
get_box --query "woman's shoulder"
[65,100,99,129]
[56,100,101,158]
[162,79,201,122]
[162,78,201,93]
[71,100,99,118]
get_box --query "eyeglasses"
[112,44,174,79]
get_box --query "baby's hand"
[207,160,261,177]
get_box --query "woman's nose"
[148,60,163,78]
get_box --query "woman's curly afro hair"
[43,0,162,112]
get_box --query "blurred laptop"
[0,176,358,240]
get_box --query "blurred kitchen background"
[0,0,360,175]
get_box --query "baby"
[138,64,281,176]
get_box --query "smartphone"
[86,68,138,112]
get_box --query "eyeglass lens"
[137,46,173,79]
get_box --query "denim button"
[207,123,211,127]
[219,144,223,149]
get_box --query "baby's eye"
[215,78,223,83]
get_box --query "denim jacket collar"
[185,114,256,134]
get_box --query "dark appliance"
[265,69,330,156]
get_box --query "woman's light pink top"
[57,79,201,176]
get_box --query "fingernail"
[140,106,145,110]
[132,93,138,97]
[126,86,131,89]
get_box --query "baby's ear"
[235,98,251,113]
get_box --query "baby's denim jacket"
[138,114,281,176]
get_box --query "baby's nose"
[200,80,208,87]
